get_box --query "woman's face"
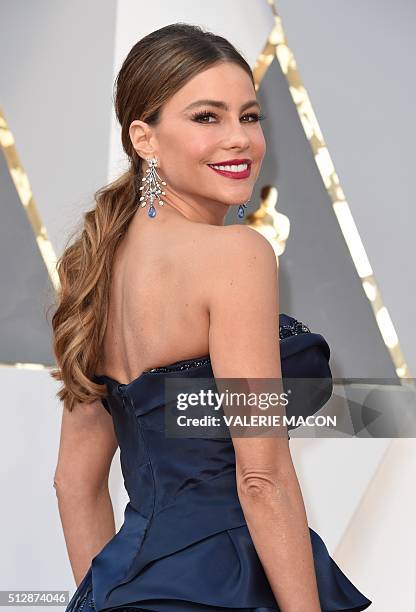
[135,61,266,217]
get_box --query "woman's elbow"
[53,467,108,499]
[236,470,287,507]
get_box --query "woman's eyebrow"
[183,99,261,113]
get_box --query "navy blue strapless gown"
[65,315,372,612]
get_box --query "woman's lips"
[207,163,251,179]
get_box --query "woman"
[52,23,372,612]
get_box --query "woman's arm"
[234,441,321,612]
[53,398,118,585]
[207,226,321,612]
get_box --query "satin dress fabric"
[65,314,372,612]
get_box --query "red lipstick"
[207,158,251,180]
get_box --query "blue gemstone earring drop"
[139,156,167,218]
[237,201,249,219]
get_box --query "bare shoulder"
[203,224,278,312]
[201,224,278,285]
[204,224,280,377]
[211,223,276,258]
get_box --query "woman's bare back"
[97,207,221,385]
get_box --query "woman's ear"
[129,119,157,160]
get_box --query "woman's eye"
[191,111,217,123]
[191,111,266,123]
[242,112,266,122]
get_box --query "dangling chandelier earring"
[237,201,249,219]
[138,156,167,218]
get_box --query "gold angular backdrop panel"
[0,107,57,371]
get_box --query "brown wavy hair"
[50,22,254,412]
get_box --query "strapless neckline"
[94,353,211,390]
[94,313,313,390]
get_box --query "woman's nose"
[224,119,251,149]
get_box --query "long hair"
[50,22,254,412]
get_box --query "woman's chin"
[221,191,253,206]
[204,188,253,207]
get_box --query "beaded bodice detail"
[146,355,211,374]
[279,318,311,339]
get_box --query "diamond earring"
[138,156,167,218]
[237,201,249,219]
